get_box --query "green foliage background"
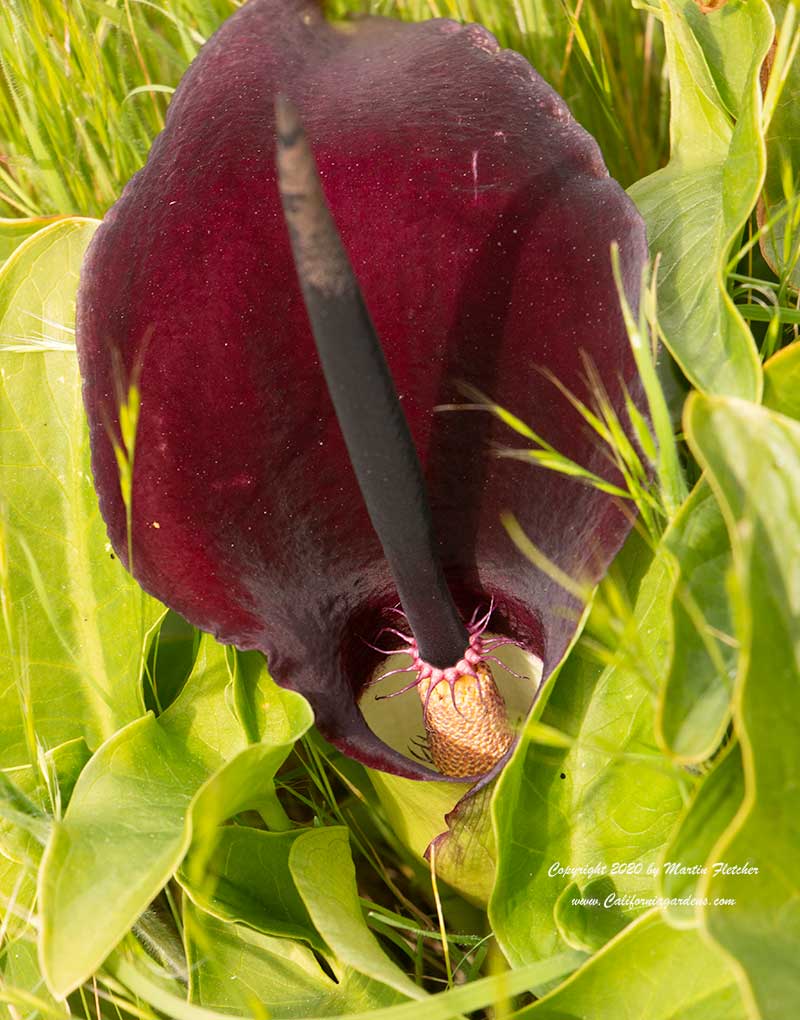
[1,1,799,1019]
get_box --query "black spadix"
[275,95,469,670]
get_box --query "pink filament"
[364,597,528,704]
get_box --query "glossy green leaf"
[184,897,407,1018]
[657,480,735,761]
[517,911,747,1019]
[366,773,465,862]
[113,944,584,1020]
[628,0,770,399]
[0,772,50,851]
[0,216,66,267]
[0,854,53,1016]
[290,827,425,1001]
[1,933,68,1019]
[0,738,91,864]
[759,2,800,289]
[0,740,88,1015]
[0,852,37,944]
[658,337,800,762]
[687,394,800,1020]
[38,634,313,998]
[658,745,744,928]
[0,218,163,769]
[491,535,686,965]
[179,825,321,948]
[552,876,628,954]
[764,339,800,420]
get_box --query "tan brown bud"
[418,662,514,778]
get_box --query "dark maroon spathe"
[76,0,648,780]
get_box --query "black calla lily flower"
[77,0,647,782]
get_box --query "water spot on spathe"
[463,23,499,54]
[211,472,256,491]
